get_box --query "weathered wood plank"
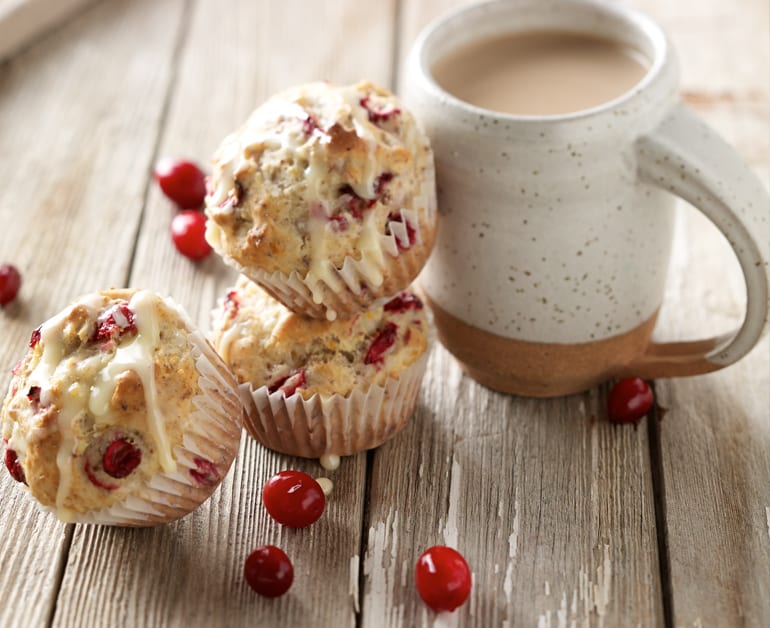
[639,0,770,624]
[363,341,664,626]
[0,0,185,625]
[52,0,396,626]
[363,3,665,624]
[653,160,769,627]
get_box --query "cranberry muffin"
[204,80,437,321]
[1,289,244,526]
[210,276,431,458]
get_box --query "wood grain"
[0,0,766,625]
[362,326,664,626]
[51,0,396,626]
[638,0,770,624]
[0,0,184,625]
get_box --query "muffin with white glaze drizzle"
[210,276,430,458]
[1,289,244,526]
[204,80,437,321]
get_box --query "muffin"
[1,289,244,526]
[210,276,431,458]
[204,80,437,321]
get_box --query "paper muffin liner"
[70,306,244,527]
[241,346,430,459]
[227,163,438,322]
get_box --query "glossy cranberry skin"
[608,377,654,424]
[262,470,325,528]
[244,545,294,597]
[0,264,22,306]
[102,439,142,479]
[415,545,472,612]
[153,158,206,208]
[170,210,212,260]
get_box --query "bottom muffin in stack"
[210,276,430,459]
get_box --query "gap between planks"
[647,386,675,628]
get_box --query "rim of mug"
[409,0,672,123]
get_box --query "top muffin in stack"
[204,80,437,321]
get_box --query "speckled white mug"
[404,0,769,397]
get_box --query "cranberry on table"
[262,470,325,528]
[153,158,207,208]
[244,545,294,597]
[170,210,212,260]
[0,263,22,306]
[415,545,472,613]
[608,376,654,424]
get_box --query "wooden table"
[0,0,767,626]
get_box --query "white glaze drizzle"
[88,291,175,473]
[320,453,341,471]
[25,294,104,517]
[316,477,333,497]
[215,321,246,364]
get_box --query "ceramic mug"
[404,0,769,397]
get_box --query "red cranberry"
[84,461,118,491]
[364,322,398,366]
[102,439,142,478]
[374,171,393,196]
[262,470,325,528]
[384,292,423,313]
[29,326,42,348]
[268,368,307,396]
[93,303,137,344]
[244,545,294,597]
[190,457,221,487]
[153,158,207,208]
[415,546,472,613]
[359,95,401,124]
[224,290,240,319]
[608,377,654,424]
[338,185,368,220]
[171,210,212,260]
[26,386,41,405]
[0,264,21,306]
[4,448,27,484]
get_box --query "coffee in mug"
[404,0,770,397]
[431,30,648,116]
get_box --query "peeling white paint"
[364,511,404,625]
[536,544,613,627]
[509,500,520,560]
[349,554,360,613]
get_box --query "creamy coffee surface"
[432,31,648,115]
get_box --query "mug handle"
[621,103,769,378]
